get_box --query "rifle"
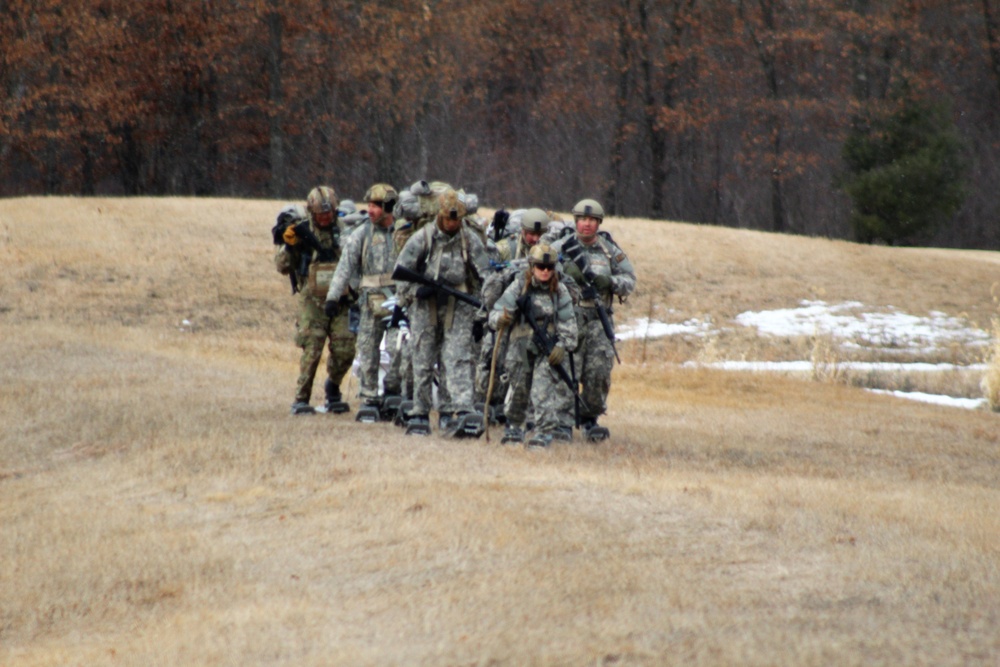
[272,213,301,294]
[391,264,483,310]
[561,237,622,364]
[292,221,338,280]
[514,293,588,425]
[491,209,510,242]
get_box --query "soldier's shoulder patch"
[615,253,626,263]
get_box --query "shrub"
[837,87,968,246]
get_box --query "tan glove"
[282,225,299,246]
[495,308,514,329]
[547,345,565,366]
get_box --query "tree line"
[3,0,999,249]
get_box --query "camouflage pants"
[294,295,356,404]
[356,292,403,403]
[409,298,476,417]
[504,335,572,436]
[575,309,615,420]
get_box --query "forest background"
[3,0,1000,249]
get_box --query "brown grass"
[2,197,999,666]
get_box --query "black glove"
[415,285,436,300]
[472,319,485,342]
[324,300,340,318]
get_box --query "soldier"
[549,198,636,441]
[496,207,548,262]
[393,187,490,437]
[273,186,356,415]
[325,183,403,422]
[474,208,551,419]
[489,244,577,448]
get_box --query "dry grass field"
[2,196,999,666]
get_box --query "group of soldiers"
[271,180,636,447]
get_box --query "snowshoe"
[444,412,484,439]
[551,426,573,442]
[290,401,315,416]
[393,400,414,427]
[585,424,610,442]
[324,400,350,414]
[355,403,381,423]
[500,425,524,444]
[404,415,431,436]
[381,395,402,422]
[526,432,552,449]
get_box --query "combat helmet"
[364,183,398,211]
[571,198,604,221]
[307,186,338,217]
[527,243,558,266]
[436,188,467,223]
[521,208,549,235]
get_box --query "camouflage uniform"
[550,231,636,425]
[274,214,356,409]
[326,217,401,405]
[394,208,489,426]
[489,269,577,439]
[495,234,533,262]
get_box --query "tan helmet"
[571,198,604,221]
[520,208,549,235]
[306,185,338,216]
[527,243,558,266]
[364,183,398,210]
[436,188,467,222]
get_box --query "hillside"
[1,197,999,666]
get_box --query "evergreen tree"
[838,90,968,245]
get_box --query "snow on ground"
[619,300,993,411]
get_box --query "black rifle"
[514,293,588,425]
[491,209,510,242]
[271,214,301,294]
[292,221,338,281]
[391,264,483,310]
[561,236,622,364]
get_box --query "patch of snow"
[620,301,993,411]
[733,300,988,350]
[616,316,715,341]
[866,389,988,411]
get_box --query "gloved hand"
[548,345,565,366]
[282,224,299,246]
[415,285,436,300]
[589,273,612,292]
[324,300,340,318]
[564,261,585,284]
[495,308,514,329]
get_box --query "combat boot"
[444,412,485,439]
[355,398,381,423]
[439,413,454,432]
[393,399,414,427]
[526,432,552,449]
[290,401,315,416]
[501,425,524,444]
[582,418,610,442]
[551,426,573,442]
[404,414,431,436]
[381,395,402,422]
[324,379,350,414]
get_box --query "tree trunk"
[266,2,286,198]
